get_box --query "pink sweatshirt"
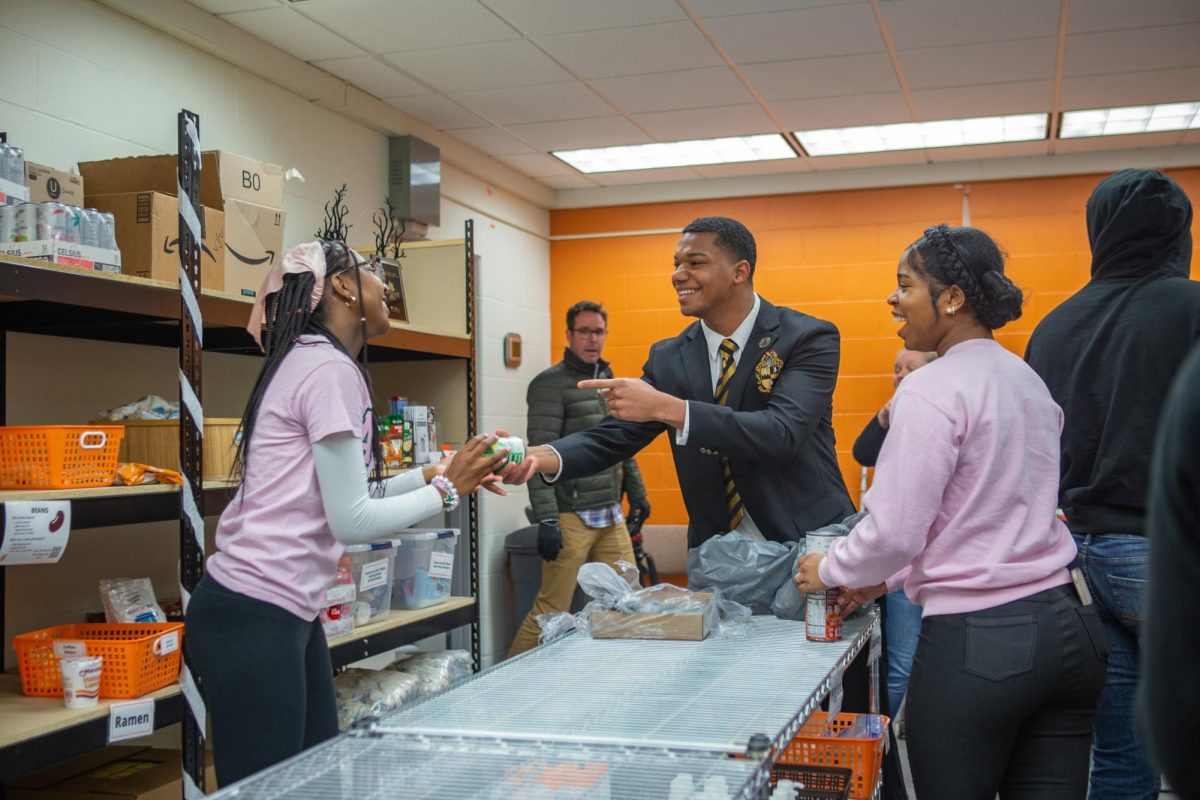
[819,338,1075,617]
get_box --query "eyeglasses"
[571,327,607,338]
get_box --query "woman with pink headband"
[186,239,534,785]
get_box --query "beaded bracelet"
[430,474,459,511]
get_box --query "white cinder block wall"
[1,0,550,669]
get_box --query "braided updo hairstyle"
[906,224,1024,330]
[232,239,385,490]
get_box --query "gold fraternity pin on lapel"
[758,336,770,348]
[755,350,783,393]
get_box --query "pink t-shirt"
[819,338,1076,617]
[207,335,373,621]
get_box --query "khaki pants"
[508,513,635,657]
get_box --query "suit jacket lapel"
[730,299,783,408]
[681,322,714,403]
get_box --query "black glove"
[627,498,652,532]
[537,519,562,562]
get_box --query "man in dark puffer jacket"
[509,301,650,656]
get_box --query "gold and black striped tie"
[715,338,744,531]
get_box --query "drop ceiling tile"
[496,153,578,177]
[451,81,613,124]
[881,0,1061,50]
[631,104,777,140]
[912,80,1053,119]
[541,174,599,189]
[774,92,911,130]
[444,126,537,156]
[296,0,518,54]
[506,117,651,150]
[385,95,488,129]
[900,37,1057,90]
[311,55,432,99]
[742,52,897,101]
[385,40,570,93]
[1053,131,1188,154]
[805,150,929,170]
[482,0,685,35]
[690,158,811,178]
[591,66,753,114]
[1064,24,1200,77]
[588,166,705,186]
[1059,67,1200,109]
[925,140,1050,163]
[705,4,884,64]
[190,0,277,13]
[537,22,724,79]
[222,8,362,61]
[691,0,867,16]
[1069,0,1200,34]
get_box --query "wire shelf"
[377,614,874,755]
[209,733,763,799]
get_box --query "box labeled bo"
[87,191,224,290]
[79,150,283,210]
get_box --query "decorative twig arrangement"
[315,183,352,241]
[371,197,407,261]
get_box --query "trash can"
[506,524,589,636]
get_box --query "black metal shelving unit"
[0,219,479,786]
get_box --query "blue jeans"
[885,589,922,715]
[1072,533,1161,800]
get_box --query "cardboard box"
[2,240,121,274]
[590,592,716,641]
[79,151,283,210]
[223,198,286,298]
[5,746,216,800]
[25,162,84,205]
[0,175,30,206]
[87,192,223,290]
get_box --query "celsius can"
[0,204,15,243]
[41,202,75,242]
[484,436,525,466]
[13,203,39,242]
[805,529,844,642]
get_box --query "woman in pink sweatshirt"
[795,224,1107,800]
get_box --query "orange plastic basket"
[13,623,185,699]
[0,425,124,489]
[778,713,889,800]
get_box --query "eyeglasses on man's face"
[570,327,607,338]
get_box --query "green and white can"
[485,436,525,465]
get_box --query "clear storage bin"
[392,529,460,610]
[342,542,396,624]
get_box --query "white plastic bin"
[342,541,396,624]
[392,529,460,610]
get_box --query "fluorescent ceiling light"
[1060,102,1200,138]
[553,134,796,174]
[795,114,1049,156]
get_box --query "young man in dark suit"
[525,216,854,548]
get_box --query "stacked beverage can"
[13,203,39,243]
[40,203,75,243]
[805,529,845,641]
[0,143,24,185]
[0,204,15,243]
[79,208,102,247]
[98,211,117,250]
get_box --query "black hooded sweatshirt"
[1025,169,1200,535]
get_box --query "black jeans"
[185,575,338,787]
[905,585,1108,800]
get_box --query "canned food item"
[805,529,845,642]
[484,435,525,465]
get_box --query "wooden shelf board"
[327,596,476,648]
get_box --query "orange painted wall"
[549,169,1200,521]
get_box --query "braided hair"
[906,224,1024,330]
[231,239,386,492]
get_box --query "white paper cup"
[60,655,103,709]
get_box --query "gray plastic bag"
[686,532,801,614]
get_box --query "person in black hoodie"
[1138,341,1200,799]
[1025,168,1200,800]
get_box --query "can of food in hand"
[805,530,844,642]
[484,436,525,465]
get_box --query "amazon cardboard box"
[223,198,285,298]
[589,591,716,641]
[5,746,217,800]
[87,192,224,290]
[25,162,84,205]
[79,151,283,210]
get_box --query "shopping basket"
[771,763,853,800]
[777,713,888,800]
[0,425,124,489]
[13,622,185,699]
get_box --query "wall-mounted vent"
[388,135,440,237]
